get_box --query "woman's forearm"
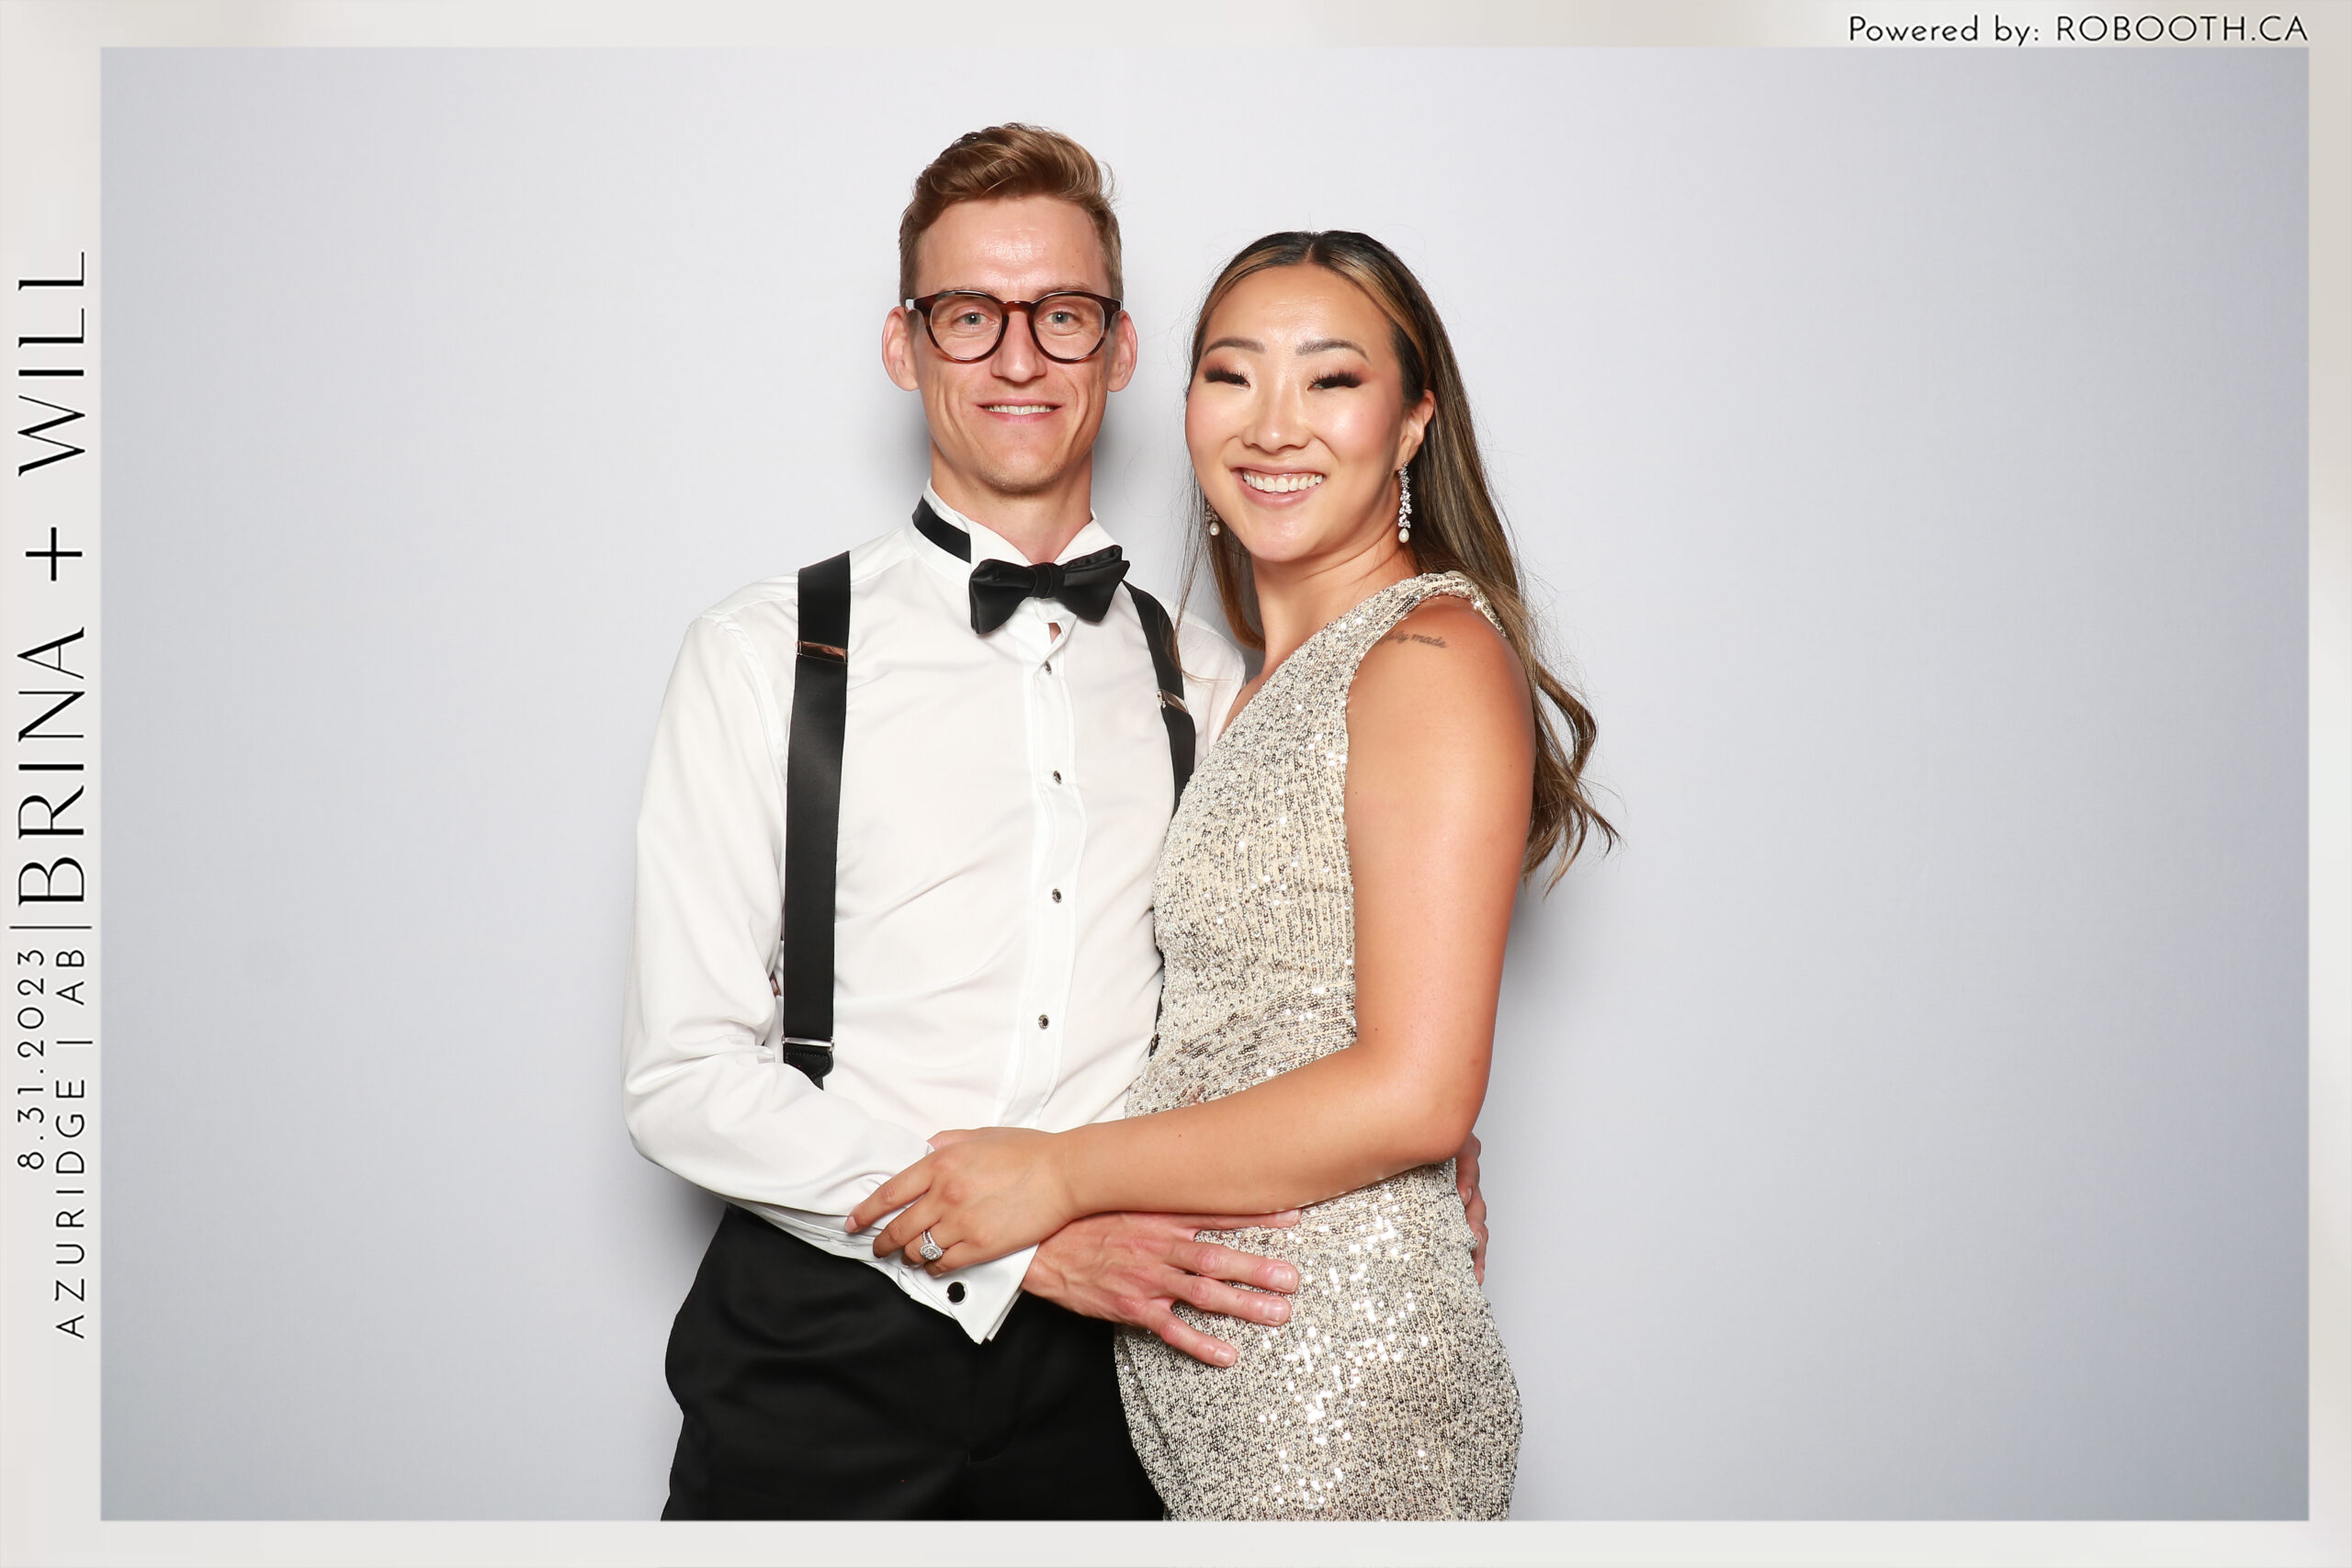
[1055,1042,1483,1220]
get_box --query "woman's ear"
[1397,387,1438,468]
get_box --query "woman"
[849,231,1611,1519]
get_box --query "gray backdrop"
[101,48,2307,1519]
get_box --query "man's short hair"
[898,124,1123,303]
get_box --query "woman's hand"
[1455,1130,1489,1283]
[847,1127,1080,1274]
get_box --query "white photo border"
[2,2,2342,1564]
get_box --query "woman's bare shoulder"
[1354,592,1525,708]
[1348,590,1532,774]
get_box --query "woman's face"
[1185,265,1434,572]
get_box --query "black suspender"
[1124,582,1194,802]
[778,551,851,1089]
[775,544,1193,1089]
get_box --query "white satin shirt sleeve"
[620,610,1030,1342]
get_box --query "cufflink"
[947,1282,967,1304]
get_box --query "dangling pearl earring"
[1206,508,1221,537]
[1396,466,1413,545]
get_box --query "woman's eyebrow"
[1201,334,1366,355]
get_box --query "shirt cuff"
[942,1245,1036,1342]
[768,1205,1037,1344]
[848,1234,1035,1343]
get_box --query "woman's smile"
[1236,467,1327,502]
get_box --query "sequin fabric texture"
[1115,572,1522,1520]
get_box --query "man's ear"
[881,305,922,392]
[1104,308,1141,394]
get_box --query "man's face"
[882,196,1138,502]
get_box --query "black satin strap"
[1125,582,1194,804]
[780,550,851,1088]
[911,497,970,561]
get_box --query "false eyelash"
[1203,367,1248,386]
[1310,372,1363,389]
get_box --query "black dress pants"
[662,1202,1164,1519]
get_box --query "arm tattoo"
[1382,632,1449,649]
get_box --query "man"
[622,124,1484,1520]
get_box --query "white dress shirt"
[623,490,1246,1342]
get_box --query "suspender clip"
[778,1037,835,1089]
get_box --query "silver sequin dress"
[1114,572,1522,1520]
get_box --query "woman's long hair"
[1182,230,1615,883]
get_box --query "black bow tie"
[912,498,1130,636]
[967,548,1130,635]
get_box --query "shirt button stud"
[1037,1014,1050,1029]
[947,1282,967,1304]
[1051,888,1063,903]
[1051,770,1062,784]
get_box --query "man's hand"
[1456,1130,1489,1283]
[1022,1210,1301,1368]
